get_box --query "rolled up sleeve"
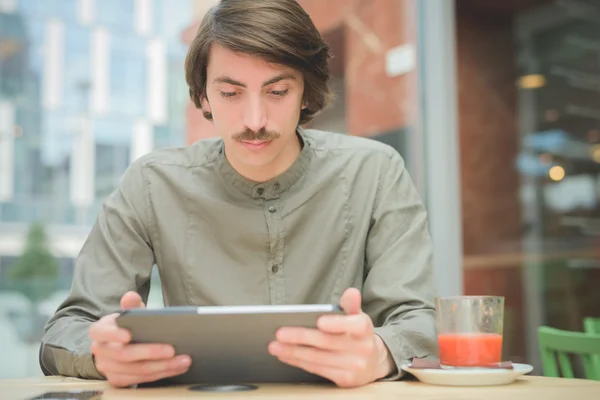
[363,151,438,380]
[40,159,156,379]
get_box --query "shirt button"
[271,264,279,274]
[273,182,280,191]
[268,206,276,213]
[257,188,264,195]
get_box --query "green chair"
[584,317,600,334]
[538,326,600,380]
[583,317,600,375]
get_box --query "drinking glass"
[435,296,504,368]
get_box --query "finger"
[275,327,352,351]
[317,314,374,337]
[339,288,362,315]
[89,315,131,344]
[121,291,146,309]
[107,363,191,388]
[95,354,191,376]
[91,342,176,363]
[269,342,365,371]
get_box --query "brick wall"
[456,10,522,257]
[300,0,419,137]
[456,7,525,361]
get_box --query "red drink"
[438,333,503,367]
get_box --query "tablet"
[115,304,344,386]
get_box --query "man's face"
[202,44,305,180]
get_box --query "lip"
[240,140,271,151]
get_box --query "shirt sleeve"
[362,150,439,380]
[39,159,156,379]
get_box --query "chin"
[240,155,277,169]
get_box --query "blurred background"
[0,0,599,379]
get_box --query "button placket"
[264,198,284,304]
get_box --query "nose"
[242,94,268,133]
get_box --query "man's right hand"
[89,291,192,387]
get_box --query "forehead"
[206,44,302,84]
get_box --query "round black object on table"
[188,384,259,392]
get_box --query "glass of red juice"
[435,296,504,368]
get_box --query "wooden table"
[2,375,599,400]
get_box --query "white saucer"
[401,363,534,387]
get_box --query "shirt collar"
[217,128,313,200]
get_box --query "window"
[62,26,91,115]
[96,0,134,32]
[109,36,146,117]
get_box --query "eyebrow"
[213,73,297,88]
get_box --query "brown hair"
[185,0,333,125]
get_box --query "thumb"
[340,287,362,315]
[120,291,146,310]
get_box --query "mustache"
[232,128,281,142]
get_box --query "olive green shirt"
[39,128,438,380]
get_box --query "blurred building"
[0,0,194,284]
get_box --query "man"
[40,0,438,389]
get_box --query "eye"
[219,91,238,99]
[271,89,289,98]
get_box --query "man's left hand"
[268,288,395,388]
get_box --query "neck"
[230,133,302,183]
